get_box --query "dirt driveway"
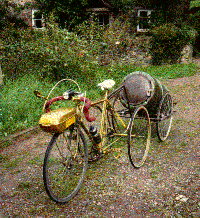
[1,74,199,217]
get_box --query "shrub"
[189,9,200,56]
[1,15,135,82]
[0,0,27,30]
[102,15,134,61]
[1,23,98,86]
[150,24,197,65]
[76,14,136,64]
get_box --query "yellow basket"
[39,108,76,133]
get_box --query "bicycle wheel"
[90,104,112,148]
[43,125,88,203]
[156,93,173,141]
[87,103,116,153]
[128,106,151,168]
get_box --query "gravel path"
[0,74,200,217]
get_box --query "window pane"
[137,10,152,31]
[34,11,42,19]
[97,14,109,26]
[140,11,148,17]
[104,14,109,25]
[98,14,104,25]
[35,20,42,28]
[139,18,150,29]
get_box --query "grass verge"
[0,62,199,141]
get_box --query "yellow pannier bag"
[39,108,76,133]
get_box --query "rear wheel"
[109,95,131,135]
[43,125,88,203]
[157,93,173,141]
[87,103,118,154]
[128,106,151,168]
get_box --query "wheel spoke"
[157,93,173,141]
[128,106,151,168]
[43,127,88,203]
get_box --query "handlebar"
[44,96,65,113]
[79,97,96,122]
[44,92,96,122]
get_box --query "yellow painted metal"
[39,107,76,133]
[112,133,129,137]
[114,111,127,128]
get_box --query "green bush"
[100,15,135,64]
[150,24,197,65]
[189,10,200,56]
[1,23,98,86]
[75,15,135,65]
[1,17,136,83]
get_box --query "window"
[137,10,152,32]
[32,9,44,28]
[97,13,110,26]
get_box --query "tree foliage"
[115,0,192,25]
[34,0,192,29]
[0,0,27,30]
[150,23,197,64]
[35,0,89,29]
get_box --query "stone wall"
[20,8,32,27]
[181,45,193,63]
[121,36,194,65]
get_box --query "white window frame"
[32,9,44,29]
[137,9,152,32]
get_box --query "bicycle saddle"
[97,79,115,90]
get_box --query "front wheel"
[128,106,151,168]
[43,125,88,203]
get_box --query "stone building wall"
[181,45,194,63]
[105,36,194,66]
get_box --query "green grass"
[0,62,198,138]
[108,63,198,83]
[0,74,51,138]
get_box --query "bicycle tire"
[43,125,88,203]
[128,106,151,168]
[87,103,120,153]
[157,93,173,141]
[88,98,130,156]
[90,104,112,148]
